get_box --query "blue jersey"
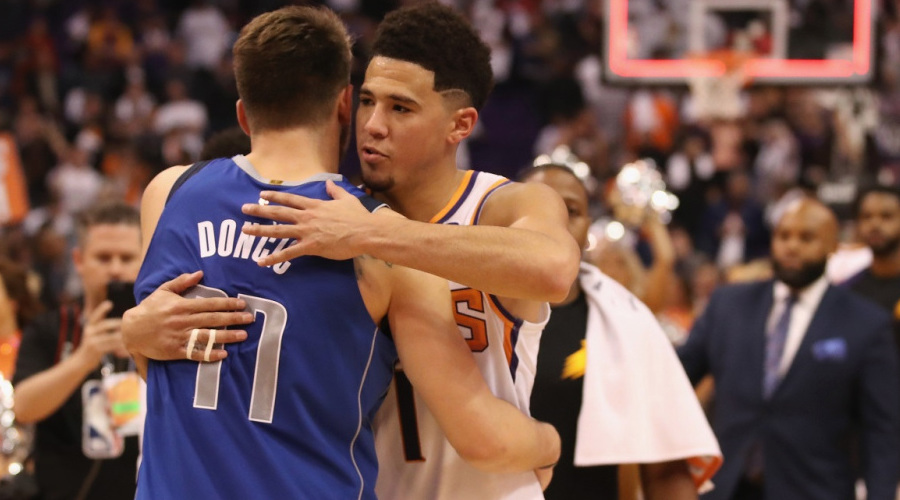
[135,156,396,500]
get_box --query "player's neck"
[870,251,900,278]
[379,167,468,223]
[245,128,339,181]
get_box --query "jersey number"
[453,288,489,352]
[394,367,424,462]
[188,285,287,424]
[395,288,489,461]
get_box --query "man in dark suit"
[678,198,900,500]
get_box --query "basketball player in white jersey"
[123,2,580,498]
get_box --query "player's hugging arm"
[122,166,251,378]
[386,263,561,473]
[361,181,580,302]
[242,180,581,302]
[126,166,192,377]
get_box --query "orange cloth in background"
[0,331,21,381]
[0,133,29,226]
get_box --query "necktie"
[763,294,797,399]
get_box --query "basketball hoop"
[687,49,754,122]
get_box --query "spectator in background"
[176,0,232,72]
[844,185,900,351]
[588,182,677,316]
[28,219,71,310]
[135,13,171,85]
[690,261,724,315]
[47,146,106,217]
[13,96,59,208]
[751,119,800,209]
[0,257,42,380]
[112,76,156,139]
[153,77,207,164]
[534,77,609,192]
[85,7,134,70]
[524,164,721,500]
[624,87,679,166]
[678,198,900,500]
[192,53,239,133]
[100,141,150,206]
[698,170,770,269]
[666,127,716,240]
[13,201,142,500]
[657,269,696,346]
[16,17,60,115]
[785,89,833,187]
[589,237,648,299]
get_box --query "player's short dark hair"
[372,2,494,110]
[76,200,140,247]
[233,6,352,131]
[200,126,252,161]
[853,184,900,219]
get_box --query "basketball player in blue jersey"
[131,6,559,500]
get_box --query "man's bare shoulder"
[478,180,563,227]
[140,165,193,252]
[144,165,193,202]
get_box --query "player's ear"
[236,100,251,136]
[337,85,353,127]
[447,107,477,145]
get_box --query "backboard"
[604,0,876,85]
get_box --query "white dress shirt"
[767,275,830,376]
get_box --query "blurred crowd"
[0,0,898,395]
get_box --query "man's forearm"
[442,392,560,473]
[355,216,577,302]
[14,354,96,423]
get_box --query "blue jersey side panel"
[135,158,396,499]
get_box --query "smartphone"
[106,281,136,318]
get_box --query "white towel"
[573,263,722,490]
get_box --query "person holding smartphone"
[12,200,143,500]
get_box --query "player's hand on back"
[241,180,373,265]
[123,271,252,362]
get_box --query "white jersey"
[374,170,550,500]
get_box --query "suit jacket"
[678,280,900,500]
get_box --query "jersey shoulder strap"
[358,193,386,214]
[166,160,213,205]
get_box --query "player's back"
[135,156,395,500]
[374,170,549,500]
